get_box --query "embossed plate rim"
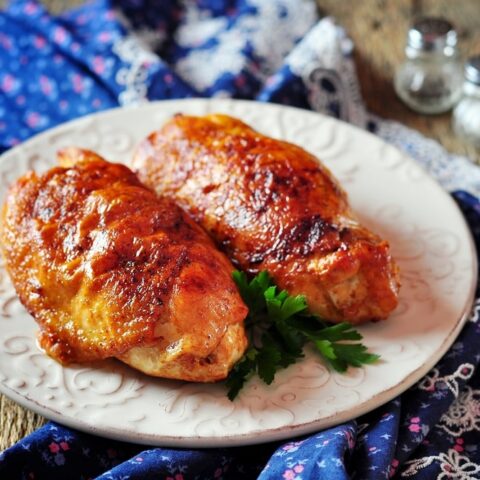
[0,99,476,447]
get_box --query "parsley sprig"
[226,271,380,400]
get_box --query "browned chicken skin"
[133,114,400,324]
[0,148,248,382]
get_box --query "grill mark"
[247,215,342,264]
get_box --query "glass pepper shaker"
[453,56,480,150]
[394,17,463,114]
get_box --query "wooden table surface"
[1,0,480,452]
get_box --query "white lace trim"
[286,17,367,126]
[468,297,480,323]
[439,386,480,436]
[112,34,160,106]
[112,11,164,106]
[376,119,480,196]
[418,363,475,397]
[402,449,480,479]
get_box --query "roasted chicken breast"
[133,114,400,324]
[0,148,248,382]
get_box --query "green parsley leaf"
[256,333,282,384]
[265,288,308,321]
[225,270,380,399]
[233,270,272,313]
[225,348,258,401]
[312,339,337,360]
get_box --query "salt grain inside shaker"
[453,56,480,150]
[394,17,463,114]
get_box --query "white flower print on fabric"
[175,24,245,91]
[439,386,480,436]
[418,363,475,397]
[401,448,480,479]
[174,0,317,91]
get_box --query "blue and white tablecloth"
[1,1,480,479]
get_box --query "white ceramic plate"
[0,99,476,447]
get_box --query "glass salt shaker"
[394,17,463,114]
[453,56,480,150]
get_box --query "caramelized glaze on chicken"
[133,114,400,324]
[0,148,248,381]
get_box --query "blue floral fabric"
[1,1,480,479]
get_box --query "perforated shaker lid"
[407,17,457,53]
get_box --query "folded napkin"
[1,1,480,479]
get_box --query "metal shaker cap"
[465,56,480,86]
[407,17,457,54]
